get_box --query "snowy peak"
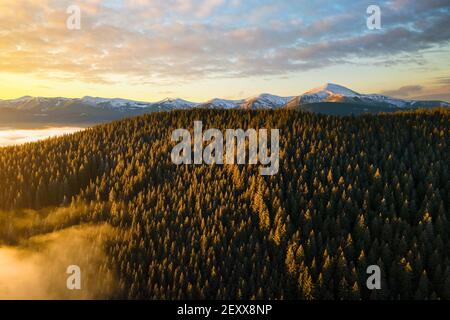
[154,98,199,109]
[200,94,293,110]
[241,93,294,109]
[0,96,72,110]
[306,83,359,96]
[203,98,243,109]
[299,83,360,104]
[253,93,294,105]
[291,83,449,110]
[10,96,34,103]
[81,96,151,109]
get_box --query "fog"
[0,127,84,147]
[0,224,118,300]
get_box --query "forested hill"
[0,109,449,299]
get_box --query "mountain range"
[1,83,448,127]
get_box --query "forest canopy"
[0,108,449,300]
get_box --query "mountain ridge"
[1,83,448,126]
[2,83,448,110]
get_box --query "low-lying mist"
[0,127,84,147]
[0,206,119,299]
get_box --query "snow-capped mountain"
[289,83,449,110]
[241,94,294,109]
[1,83,448,126]
[294,83,363,106]
[81,96,151,110]
[200,98,244,109]
[296,83,394,105]
[81,96,200,110]
[0,96,72,111]
[301,83,359,102]
[0,96,200,113]
[197,94,293,109]
[152,98,200,110]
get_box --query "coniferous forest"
[0,108,449,300]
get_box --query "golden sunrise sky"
[0,0,449,102]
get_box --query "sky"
[0,0,449,102]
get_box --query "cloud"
[390,77,450,102]
[435,76,450,85]
[382,85,424,97]
[412,93,450,102]
[196,0,225,18]
[0,0,449,84]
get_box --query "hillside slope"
[0,109,449,299]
